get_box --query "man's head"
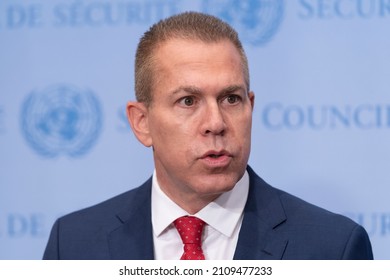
[135,11,250,106]
[127,12,254,214]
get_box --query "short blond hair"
[135,11,250,106]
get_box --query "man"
[43,12,373,260]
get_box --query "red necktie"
[173,216,206,260]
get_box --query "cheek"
[149,115,192,150]
[236,112,253,149]
[233,110,252,133]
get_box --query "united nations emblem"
[21,84,103,157]
[202,0,284,46]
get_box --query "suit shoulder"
[247,166,358,229]
[246,167,373,259]
[276,188,373,259]
[277,188,357,228]
[43,178,153,259]
[59,178,152,227]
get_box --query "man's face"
[136,38,254,211]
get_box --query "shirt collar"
[151,170,249,238]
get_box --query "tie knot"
[173,216,206,260]
[174,216,205,244]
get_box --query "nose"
[200,102,227,136]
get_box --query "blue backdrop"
[1,0,389,259]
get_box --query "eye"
[178,96,195,107]
[224,94,241,104]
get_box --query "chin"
[195,174,238,194]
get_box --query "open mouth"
[201,150,231,161]
[208,154,222,158]
[201,152,231,167]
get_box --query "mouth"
[200,150,232,167]
[208,154,223,158]
[201,150,230,158]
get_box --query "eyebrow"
[170,84,247,96]
[170,86,202,96]
[222,85,247,94]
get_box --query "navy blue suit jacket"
[43,166,373,259]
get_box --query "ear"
[248,91,255,110]
[126,101,153,147]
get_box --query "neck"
[161,186,220,214]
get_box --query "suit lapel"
[108,178,155,260]
[105,168,289,260]
[234,167,288,260]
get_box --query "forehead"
[151,38,245,88]
[154,38,242,67]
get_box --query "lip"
[200,150,232,168]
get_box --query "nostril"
[204,129,225,136]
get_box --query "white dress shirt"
[151,170,249,260]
